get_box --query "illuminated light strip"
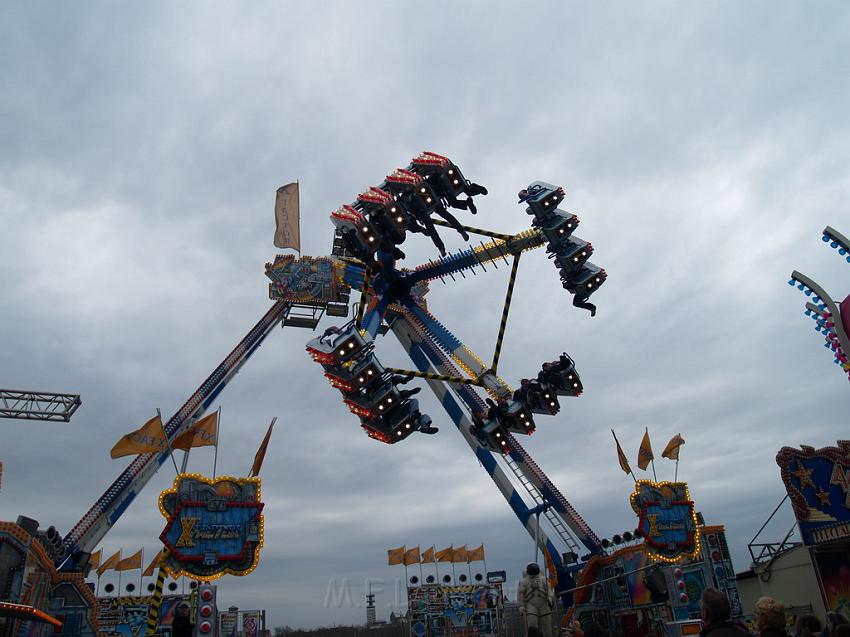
[0,602,62,628]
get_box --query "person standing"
[171,603,194,637]
[518,563,554,637]
[754,597,788,637]
[698,588,747,637]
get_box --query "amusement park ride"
[789,226,850,381]
[1,153,740,637]
[55,153,608,590]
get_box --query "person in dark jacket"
[796,614,822,637]
[171,603,194,637]
[699,588,748,637]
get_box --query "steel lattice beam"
[0,389,82,422]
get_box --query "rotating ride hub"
[306,152,606,455]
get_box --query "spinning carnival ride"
[789,226,850,380]
[56,153,607,602]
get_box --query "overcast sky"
[2,1,850,629]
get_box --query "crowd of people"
[515,563,848,637]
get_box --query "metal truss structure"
[0,389,81,422]
[58,152,608,605]
[789,226,850,380]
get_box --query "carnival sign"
[158,474,264,579]
[630,480,700,562]
[265,255,348,305]
[776,440,850,546]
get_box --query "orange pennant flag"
[467,544,485,563]
[421,546,436,564]
[249,418,276,478]
[172,412,218,451]
[404,546,421,565]
[115,548,143,571]
[387,546,405,566]
[637,429,654,471]
[110,415,169,458]
[452,545,468,563]
[612,430,632,475]
[88,549,102,571]
[97,550,122,576]
[435,546,454,563]
[662,433,685,461]
[143,548,167,577]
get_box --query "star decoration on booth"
[794,461,816,490]
[815,488,831,507]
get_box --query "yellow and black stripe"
[491,254,521,373]
[386,367,483,387]
[144,567,168,635]
[430,219,512,241]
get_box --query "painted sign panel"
[630,480,700,562]
[96,594,191,637]
[158,474,264,580]
[407,584,502,637]
[266,255,347,304]
[777,441,850,546]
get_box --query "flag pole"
[435,549,441,583]
[213,406,222,479]
[647,427,658,482]
[611,429,637,483]
[157,408,181,475]
[296,179,301,257]
[139,548,144,597]
[674,433,681,482]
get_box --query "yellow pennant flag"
[172,412,218,451]
[143,548,167,577]
[404,546,421,565]
[467,544,485,563]
[452,545,468,563]
[421,546,436,564]
[662,433,686,461]
[110,415,168,459]
[612,430,632,475]
[249,418,276,478]
[115,548,143,572]
[435,546,454,563]
[97,550,122,576]
[88,549,102,571]
[274,182,301,251]
[637,429,654,471]
[387,546,405,566]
